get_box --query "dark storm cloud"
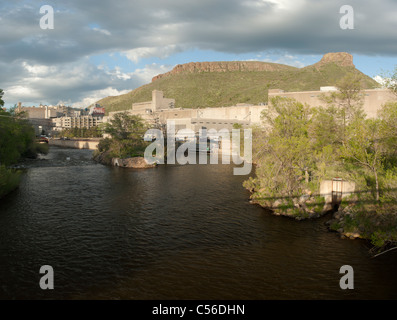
[1,0,396,64]
[0,0,396,105]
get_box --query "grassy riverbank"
[245,76,397,248]
[328,195,397,248]
[0,105,49,198]
[0,166,22,199]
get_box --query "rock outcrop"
[93,151,157,169]
[249,191,333,221]
[152,61,296,82]
[111,157,157,169]
[313,52,355,69]
[152,53,355,82]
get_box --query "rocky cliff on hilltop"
[312,52,355,69]
[97,52,379,113]
[152,60,296,82]
[151,52,356,82]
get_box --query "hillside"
[97,52,380,114]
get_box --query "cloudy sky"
[1,0,396,108]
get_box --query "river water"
[0,146,396,300]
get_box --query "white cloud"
[92,27,111,36]
[131,63,173,83]
[2,58,139,106]
[374,75,396,87]
[107,66,132,80]
[259,53,307,68]
[266,0,306,10]
[22,62,56,75]
[2,56,173,107]
[373,75,386,85]
[71,87,130,109]
[6,85,42,100]
[1,0,397,107]
[123,45,181,63]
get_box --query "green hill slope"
[97,53,380,114]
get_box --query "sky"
[0,0,396,109]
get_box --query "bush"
[95,113,149,160]
[0,165,21,199]
[33,142,49,155]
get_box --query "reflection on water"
[0,146,396,299]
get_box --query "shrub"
[0,166,21,199]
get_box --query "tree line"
[0,94,48,198]
[243,73,397,247]
[245,74,397,204]
[94,112,149,163]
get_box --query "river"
[0,146,396,299]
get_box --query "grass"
[33,142,49,155]
[0,165,22,199]
[97,62,379,114]
[331,197,397,247]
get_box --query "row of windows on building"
[53,116,104,130]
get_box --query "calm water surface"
[0,146,396,299]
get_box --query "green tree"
[308,105,345,182]
[245,97,314,203]
[0,106,48,198]
[104,112,146,141]
[319,74,365,136]
[0,108,38,165]
[378,101,397,153]
[381,66,397,98]
[0,89,4,107]
[100,112,148,159]
[341,118,384,201]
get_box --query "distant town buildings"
[107,87,395,138]
[16,102,105,135]
[16,85,394,137]
[268,87,395,118]
[52,115,104,130]
[107,90,254,137]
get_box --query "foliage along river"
[0,146,396,299]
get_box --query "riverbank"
[0,143,49,199]
[2,145,397,299]
[93,149,157,169]
[0,166,21,199]
[247,179,397,250]
[326,200,397,249]
[49,138,100,150]
[245,177,333,220]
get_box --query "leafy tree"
[0,89,4,107]
[99,112,148,159]
[0,109,39,165]
[245,97,314,203]
[341,118,384,201]
[319,74,365,136]
[309,105,341,149]
[104,112,146,141]
[59,126,102,138]
[381,66,397,98]
[0,102,48,197]
[378,101,397,153]
[307,105,345,182]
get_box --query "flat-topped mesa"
[152,61,295,82]
[314,52,355,68]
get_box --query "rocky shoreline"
[93,151,157,169]
[253,193,397,251]
[325,205,363,240]
[249,192,334,221]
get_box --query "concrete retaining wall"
[49,139,99,150]
[320,180,356,204]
